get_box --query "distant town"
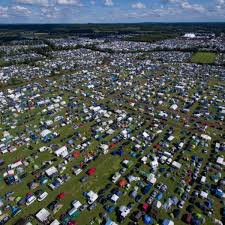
[0,24,224,225]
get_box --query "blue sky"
[0,0,224,23]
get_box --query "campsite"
[0,26,224,225]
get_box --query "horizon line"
[0,21,225,25]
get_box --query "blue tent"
[215,188,224,198]
[156,192,163,200]
[130,151,137,158]
[162,219,173,225]
[111,76,118,82]
[11,206,22,216]
[68,139,74,145]
[192,218,201,225]
[105,205,114,214]
[118,149,124,156]
[112,150,118,155]
[192,215,201,225]
[144,215,153,224]
[105,220,113,225]
[204,199,212,208]
[191,155,198,161]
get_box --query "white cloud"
[56,0,83,6]
[11,5,32,15]
[217,0,225,4]
[0,6,8,18]
[131,2,146,9]
[90,0,96,5]
[104,0,114,6]
[166,0,206,13]
[180,1,205,13]
[40,6,59,18]
[216,0,225,9]
[15,0,49,6]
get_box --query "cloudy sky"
[0,0,224,23]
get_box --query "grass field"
[191,52,216,64]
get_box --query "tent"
[183,214,192,224]
[11,206,21,216]
[144,215,153,224]
[88,168,96,176]
[73,151,80,158]
[153,144,161,149]
[118,149,124,156]
[109,143,117,149]
[40,129,51,138]
[50,220,61,225]
[67,221,78,225]
[162,219,174,225]
[119,179,127,188]
[143,203,149,212]
[36,208,50,223]
[55,146,68,158]
[111,194,119,203]
[57,192,65,200]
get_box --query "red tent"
[153,144,160,149]
[142,203,149,212]
[183,213,192,224]
[73,151,80,158]
[68,221,78,225]
[88,167,96,176]
[109,143,117,149]
[119,179,127,188]
[57,192,65,200]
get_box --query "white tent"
[40,129,51,137]
[45,166,58,177]
[111,194,119,203]
[172,161,182,169]
[87,191,98,204]
[55,146,68,157]
[36,208,50,222]
[200,191,208,199]
[50,220,60,225]
[72,200,82,210]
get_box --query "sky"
[0,0,224,24]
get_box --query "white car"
[37,192,48,202]
[26,195,37,206]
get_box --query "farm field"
[191,52,216,64]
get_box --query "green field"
[191,52,216,64]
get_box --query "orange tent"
[73,151,80,158]
[109,143,117,149]
[119,179,127,188]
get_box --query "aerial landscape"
[0,1,224,225]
